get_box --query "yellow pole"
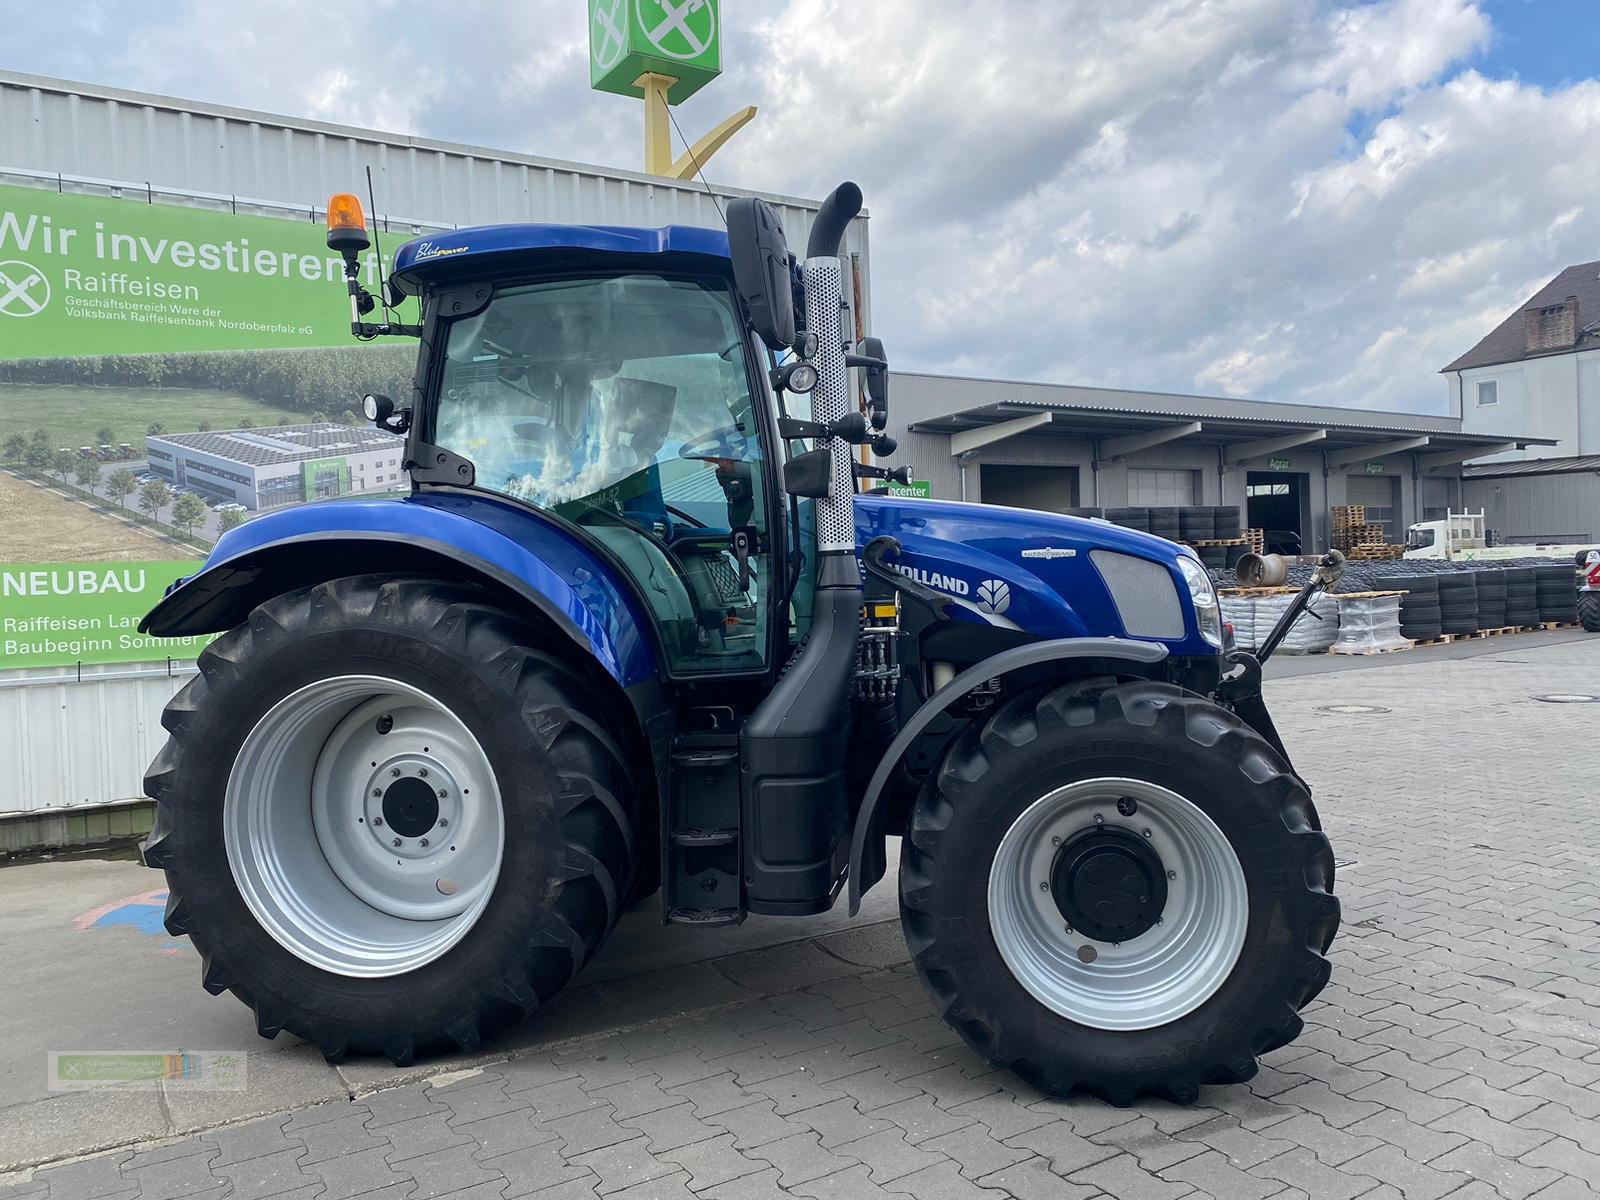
[636,72,678,175]
[669,106,758,180]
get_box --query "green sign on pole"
[589,0,722,103]
[884,479,931,499]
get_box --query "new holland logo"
[976,579,1012,616]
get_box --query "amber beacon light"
[326,193,370,255]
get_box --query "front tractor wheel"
[143,576,639,1064]
[900,681,1339,1104]
[1579,590,1600,632]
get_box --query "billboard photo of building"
[144,423,406,510]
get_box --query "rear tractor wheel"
[900,681,1338,1104]
[142,575,640,1064]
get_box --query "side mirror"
[860,335,889,429]
[783,447,833,498]
[727,197,796,352]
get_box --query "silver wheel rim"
[986,777,1248,1030]
[224,674,505,978]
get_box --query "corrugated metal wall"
[1464,472,1600,543]
[0,71,870,816]
[0,70,871,281]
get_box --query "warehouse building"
[144,424,407,510]
[890,373,1550,554]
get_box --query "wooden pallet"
[1219,586,1299,597]
[1345,544,1404,561]
[1332,590,1407,599]
[1245,528,1265,554]
[1330,641,1414,655]
[1184,538,1248,548]
[1539,621,1580,630]
[1411,633,1465,645]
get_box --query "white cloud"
[4,0,1598,413]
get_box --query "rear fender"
[139,495,658,689]
[847,636,1170,914]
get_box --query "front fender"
[847,636,1170,914]
[140,492,658,688]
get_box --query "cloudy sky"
[6,0,1599,414]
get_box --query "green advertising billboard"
[0,182,391,357]
[0,182,412,672]
[589,0,722,103]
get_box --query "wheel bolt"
[420,838,430,848]
[1039,882,1049,892]
[1167,870,1177,880]
[418,767,429,778]
[437,788,448,799]
[1094,814,1104,825]
[372,788,382,797]
[437,818,448,828]
[392,837,402,847]
[1143,828,1152,838]
[372,817,383,827]
[390,767,401,778]
[1051,835,1061,846]
[1064,923,1073,934]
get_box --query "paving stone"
[1428,1104,1554,1159]
[299,1144,414,1200]
[374,1111,476,1163]
[1432,1137,1564,1200]
[210,1147,315,1200]
[745,1071,851,1117]
[1340,1145,1473,1200]
[789,1164,900,1199]
[835,1068,930,1113]
[484,1138,592,1197]
[361,1085,451,1128]
[703,1098,802,1151]
[1346,1077,1465,1125]
[120,1149,225,1200]
[840,1129,950,1185]
[203,1116,303,1168]
[1433,1073,1548,1122]
[541,1106,637,1157]
[789,1098,894,1149]
[582,1076,681,1123]
[1157,1147,1281,1200]
[513,1080,609,1123]
[616,1101,723,1154]
[435,1077,536,1126]
[1003,1122,1117,1177]
[1174,1114,1286,1168]
[1272,1080,1386,1129]
[32,1152,137,1200]
[657,1132,764,1191]
[1342,1108,1468,1164]
[567,1134,675,1196]
[942,1092,1055,1142]
[1514,1076,1600,1120]
[972,1156,1100,1199]
[451,1110,563,1159]
[1064,1151,1189,1200]
[865,1095,977,1145]
[1251,1146,1381,1200]
[665,1073,755,1120]
[746,1131,864,1187]
[880,1160,1010,1199]
[1520,1103,1600,1155]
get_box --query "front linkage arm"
[1215,549,1346,765]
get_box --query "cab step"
[662,736,744,925]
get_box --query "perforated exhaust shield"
[802,255,855,552]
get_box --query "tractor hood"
[855,494,1218,656]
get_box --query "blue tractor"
[140,182,1338,1103]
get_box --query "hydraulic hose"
[806,182,863,260]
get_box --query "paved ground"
[4,629,1599,1199]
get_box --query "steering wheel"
[678,428,749,462]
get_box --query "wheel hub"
[382,775,441,838]
[1050,826,1168,943]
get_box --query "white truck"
[1403,510,1595,562]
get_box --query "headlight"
[1176,556,1223,647]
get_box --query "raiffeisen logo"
[0,259,50,318]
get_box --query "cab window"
[431,273,771,675]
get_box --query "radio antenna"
[365,165,391,321]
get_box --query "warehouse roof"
[895,371,1552,467]
[150,424,402,468]
[1442,260,1600,373]
[1462,453,1600,479]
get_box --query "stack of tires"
[1536,563,1578,625]
[1387,574,1441,641]
[1104,506,1149,533]
[1473,569,1508,631]
[1179,506,1215,544]
[1436,572,1479,635]
[1147,507,1182,541]
[1213,506,1243,540]
[1502,567,1540,628]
